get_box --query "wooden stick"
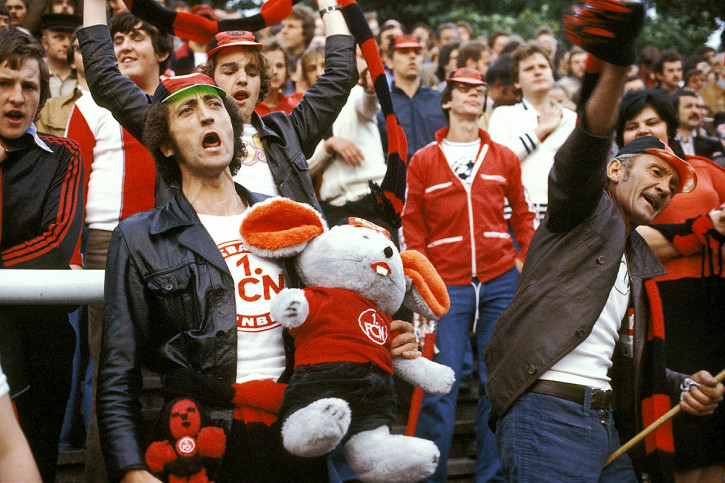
[604,367,725,467]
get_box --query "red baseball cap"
[391,34,423,50]
[614,135,697,194]
[208,31,262,58]
[446,67,487,86]
[152,73,226,104]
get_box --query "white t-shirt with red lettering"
[198,213,286,383]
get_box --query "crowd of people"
[0,0,724,482]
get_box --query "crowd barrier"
[0,270,105,305]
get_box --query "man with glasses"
[402,68,536,482]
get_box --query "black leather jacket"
[485,123,686,455]
[78,26,358,211]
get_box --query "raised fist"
[563,0,645,66]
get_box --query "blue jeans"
[415,268,519,482]
[496,391,638,482]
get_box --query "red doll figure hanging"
[145,398,227,483]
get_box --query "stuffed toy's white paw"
[393,356,455,395]
[270,288,309,329]
[344,426,439,482]
[281,398,351,457]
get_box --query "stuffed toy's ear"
[400,250,450,320]
[240,197,328,258]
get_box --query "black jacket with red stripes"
[1,130,84,269]
[0,129,84,395]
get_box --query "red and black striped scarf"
[640,279,674,482]
[121,0,407,227]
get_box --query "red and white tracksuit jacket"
[66,90,155,234]
[402,127,536,286]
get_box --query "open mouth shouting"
[3,108,27,129]
[641,192,660,213]
[5,109,24,122]
[202,131,222,150]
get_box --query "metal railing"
[0,270,105,305]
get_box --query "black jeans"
[5,307,74,482]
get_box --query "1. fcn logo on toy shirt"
[358,308,388,345]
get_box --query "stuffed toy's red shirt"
[289,287,394,374]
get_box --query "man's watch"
[319,4,341,18]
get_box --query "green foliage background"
[226,0,723,55]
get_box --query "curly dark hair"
[653,49,682,75]
[0,29,50,117]
[143,95,245,188]
[200,46,272,103]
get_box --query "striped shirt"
[66,90,156,232]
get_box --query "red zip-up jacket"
[402,127,535,285]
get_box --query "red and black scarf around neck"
[121,0,407,228]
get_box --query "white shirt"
[67,90,156,231]
[676,132,696,156]
[440,138,480,187]
[234,124,280,196]
[488,99,577,222]
[193,51,208,68]
[540,254,630,390]
[0,362,8,398]
[307,85,386,206]
[198,213,287,383]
